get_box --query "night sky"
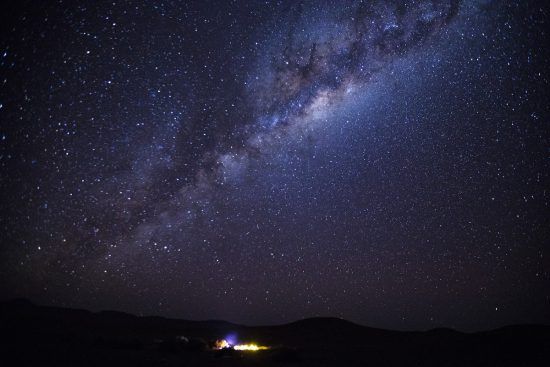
[0,0,548,331]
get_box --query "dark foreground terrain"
[1,299,549,366]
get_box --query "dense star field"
[0,0,548,331]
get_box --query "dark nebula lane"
[0,0,548,331]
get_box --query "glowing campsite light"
[234,343,269,351]
[214,339,230,349]
[213,338,269,352]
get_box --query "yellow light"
[214,339,230,349]
[233,343,269,351]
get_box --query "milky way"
[1,0,548,330]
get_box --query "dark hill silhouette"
[1,299,549,366]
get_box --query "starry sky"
[0,0,548,331]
